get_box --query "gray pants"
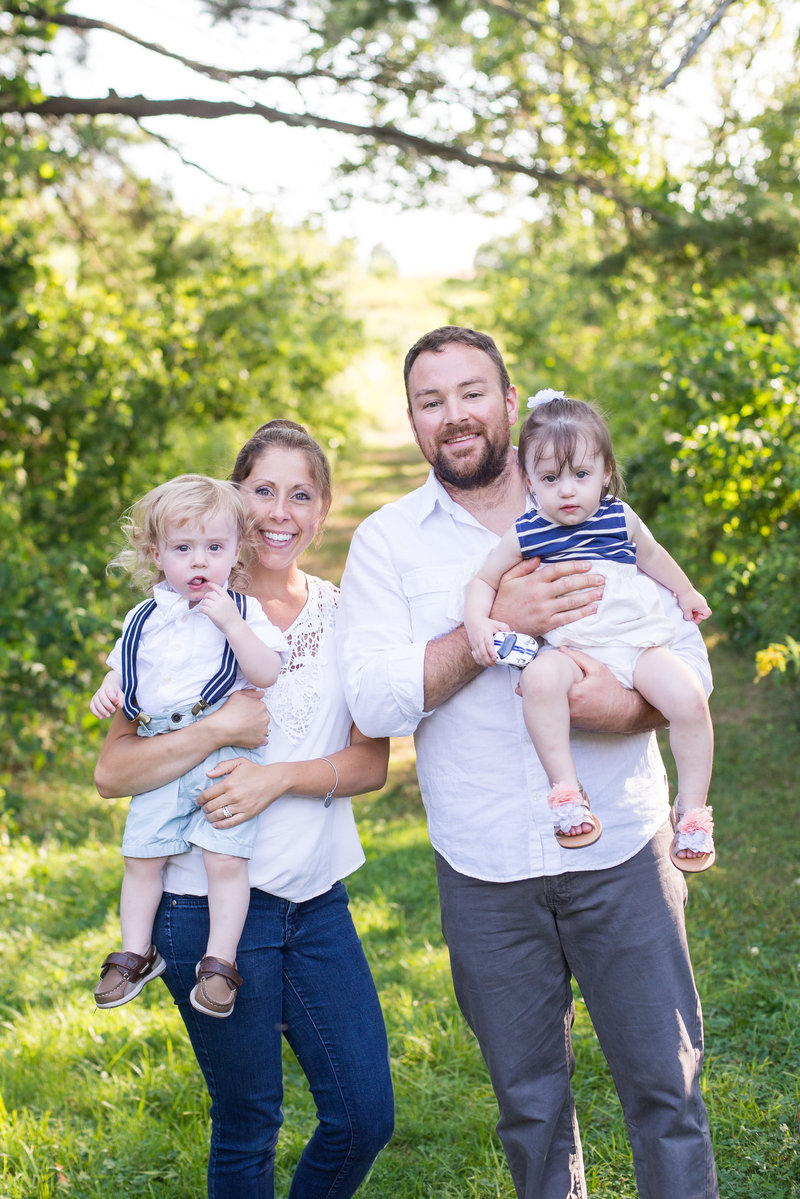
[435,823,718,1199]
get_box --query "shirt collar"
[152,580,234,614]
[416,461,534,530]
[152,581,189,611]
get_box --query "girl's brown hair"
[517,395,624,499]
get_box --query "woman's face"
[238,446,328,570]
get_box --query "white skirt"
[544,561,675,687]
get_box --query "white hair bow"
[527,388,566,409]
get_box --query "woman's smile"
[241,446,327,567]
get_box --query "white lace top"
[162,574,366,903]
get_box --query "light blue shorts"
[120,699,261,860]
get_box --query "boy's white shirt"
[106,581,289,714]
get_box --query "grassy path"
[1,443,799,1197]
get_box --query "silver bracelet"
[319,757,338,807]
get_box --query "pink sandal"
[549,782,602,848]
[670,806,716,873]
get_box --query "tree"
[0,151,362,775]
[1,0,795,249]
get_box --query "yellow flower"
[754,643,788,681]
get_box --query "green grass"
[2,447,799,1197]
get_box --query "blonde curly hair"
[109,474,256,594]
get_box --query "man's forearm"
[423,624,483,711]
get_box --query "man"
[338,327,718,1199]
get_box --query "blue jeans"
[154,882,394,1199]
[435,823,718,1199]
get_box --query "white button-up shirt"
[338,470,712,882]
[107,581,288,713]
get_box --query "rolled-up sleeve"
[338,511,429,738]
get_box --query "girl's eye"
[576,471,588,479]
[542,475,556,483]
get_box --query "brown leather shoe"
[190,956,243,1019]
[94,944,166,1009]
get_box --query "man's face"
[406,343,518,489]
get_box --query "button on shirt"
[338,470,712,882]
[107,581,289,714]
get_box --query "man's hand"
[491,558,605,637]
[562,648,667,734]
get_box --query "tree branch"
[657,0,740,89]
[5,91,673,222]
[3,4,343,87]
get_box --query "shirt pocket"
[402,564,466,640]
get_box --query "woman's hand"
[205,688,270,750]
[94,688,270,799]
[197,758,289,827]
[197,725,390,828]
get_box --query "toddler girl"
[464,390,715,872]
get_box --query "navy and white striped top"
[516,497,636,565]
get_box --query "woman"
[95,420,394,1199]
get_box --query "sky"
[49,0,529,276]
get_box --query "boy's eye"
[176,544,190,552]
[209,543,223,552]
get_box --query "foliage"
[466,59,800,668]
[3,0,800,750]
[0,152,362,773]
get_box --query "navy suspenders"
[121,599,157,722]
[120,591,247,724]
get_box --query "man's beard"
[431,429,511,490]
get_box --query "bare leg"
[120,856,168,955]
[202,850,251,1004]
[633,647,714,860]
[94,856,167,1002]
[520,651,593,836]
